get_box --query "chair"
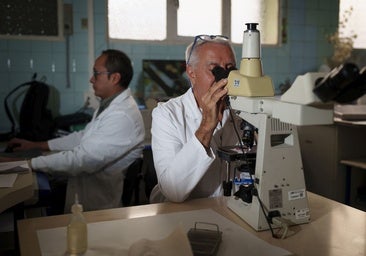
[141,147,157,200]
[122,158,143,206]
[0,73,54,142]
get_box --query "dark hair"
[102,49,133,88]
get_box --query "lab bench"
[298,122,366,210]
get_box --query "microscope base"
[227,194,310,231]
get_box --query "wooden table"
[0,149,44,213]
[17,192,365,256]
[0,168,34,255]
[0,169,33,213]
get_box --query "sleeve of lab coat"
[48,129,85,151]
[151,106,215,203]
[31,108,142,175]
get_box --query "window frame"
[107,0,281,46]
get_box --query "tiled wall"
[0,0,339,132]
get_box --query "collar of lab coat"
[93,88,132,119]
[111,87,131,105]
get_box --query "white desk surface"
[18,192,365,256]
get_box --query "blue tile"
[33,53,53,73]
[288,25,305,41]
[307,0,321,10]
[0,53,10,70]
[9,52,31,72]
[94,0,107,14]
[288,9,305,25]
[52,41,67,52]
[0,73,10,93]
[74,72,90,92]
[288,0,305,10]
[0,40,7,50]
[72,0,88,13]
[304,25,318,41]
[31,41,53,52]
[53,73,68,91]
[71,34,89,53]
[53,53,67,72]
[70,54,89,73]
[94,14,106,34]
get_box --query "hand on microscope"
[200,78,228,127]
[195,71,229,149]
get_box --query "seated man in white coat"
[6,49,145,212]
[150,36,242,203]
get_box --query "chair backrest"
[142,147,157,200]
[17,81,54,141]
[122,158,143,206]
[2,76,54,141]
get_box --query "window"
[108,0,280,45]
[108,0,166,41]
[230,0,279,44]
[339,0,366,49]
[177,0,222,37]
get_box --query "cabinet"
[298,123,366,208]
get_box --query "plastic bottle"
[67,194,87,255]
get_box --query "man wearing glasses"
[5,49,145,213]
[150,35,242,203]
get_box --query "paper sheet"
[128,225,193,256]
[37,209,293,256]
[0,160,29,188]
[0,160,29,172]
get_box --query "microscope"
[220,23,336,232]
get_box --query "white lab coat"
[31,88,145,212]
[151,88,241,203]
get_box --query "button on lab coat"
[32,88,145,212]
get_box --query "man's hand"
[6,138,49,152]
[195,78,228,148]
[0,156,21,162]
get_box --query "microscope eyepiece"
[313,62,360,102]
[245,23,259,31]
[211,66,237,82]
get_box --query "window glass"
[108,0,279,45]
[231,0,279,45]
[108,0,166,40]
[177,0,222,36]
[339,0,366,49]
